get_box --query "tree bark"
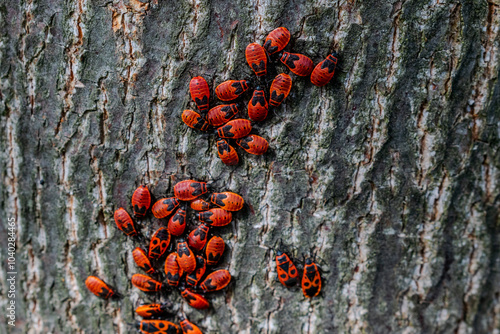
[1,0,500,333]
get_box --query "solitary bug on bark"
[114,208,138,237]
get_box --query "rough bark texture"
[1,0,500,333]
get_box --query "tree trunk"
[1,0,500,333]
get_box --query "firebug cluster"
[85,181,244,333]
[181,27,339,166]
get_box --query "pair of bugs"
[275,247,324,298]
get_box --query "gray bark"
[1,0,500,333]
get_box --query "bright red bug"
[182,109,210,131]
[132,247,155,275]
[176,239,197,274]
[263,27,290,54]
[189,76,210,112]
[186,256,206,287]
[132,185,151,217]
[151,197,180,219]
[135,302,172,318]
[279,52,314,76]
[197,208,232,227]
[200,269,231,292]
[215,80,250,101]
[205,236,225,266]
[179,315,203,334]
[148,227,171,259]
[188,223,210,251]
[207,103,240,126]
[85,276,120,299]
[167,206,187,236]
[135,319,180,334]
[216,119,252,139]
[247,87,268,122]
[269,73,292,107]
[210,192,244,211]
[216,139,239,166]
[164,252,183,287]
[245,42,267,77]
[131,274,164,292]
[179,286,210,310]
[174,180,209,201]
[275,250,299,288]
[310,52,339,87]
[302,256,322,298]
[190,198,212,211]
[113,208,138,237]
[236,134,269,155]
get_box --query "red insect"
[197,208,232,227]
[205,236,225,266]
[190,198,212,211]
[114,208,137,237]
[174,180,209,201]
[216,119,252,139]
[148,227,171,259]
[200,269,231,292]
[216,139,239,166]
[247,87,268,122]
[179,315,203,334]
[310,52,339,87]
[188,223,210,251]
[182,109,210,131]
[164,252,183,287]
[210,192,244,211]
[85,276,120,299]
[207,103,240,126]
[152,197,180,219]
[132,185,151,217]
[215,80,250,101]
[135,302,172,318]
[263,27,290,54]
[176,239,197,274]
[302,256,322,298]
[131,274,164,292]
[246,42,267,77]
[236,134,269,155]
[186,256,206,287]
[279,52,314,76]
[132,247,155,275]
[189,76,210,112]
[135,320,180,334]
[275,250,299,288]
[269,73,292,107]
[179,286,210,309]
[167,206,187,236]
